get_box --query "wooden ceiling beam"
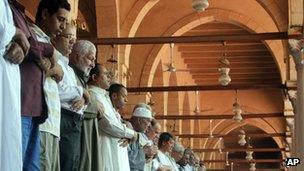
[184,56,274,63]
[181,51,271,57]
[174,133,290,138]
[201,159,283,163]
[187,63,276,69]
[191,73,279,79]
[178,44,267,52]
[187,68,278,74]
[127,84,285,92]
[192,148,287,153]
[93,32,301,45]
[178,42,264,46]
[191,72,278,77]
[195,80,281,85]
[193,78,280,82]
[154,113,292,120]
[194,78,280,82]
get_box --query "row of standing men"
[0,0,207,170]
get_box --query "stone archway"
[141,9,286,88]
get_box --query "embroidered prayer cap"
[133,107,153,119]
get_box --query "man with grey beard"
[57,39,94,171]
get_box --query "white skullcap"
[133,107,153,119]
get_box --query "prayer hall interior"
[16,0,304,170]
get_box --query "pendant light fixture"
[246,137,254,161]
[218,41,231,86]
[192,0,209,12]
[194,91,201,114]
[249,162,256,171]
[232,90,243,122]
[209,120,214,138]
[238,130,246,146]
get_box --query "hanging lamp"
[232,90,243,122]
[192,0,209,12]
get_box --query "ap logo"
[286,158,300,166]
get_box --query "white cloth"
[29,24,61,138]
[181,164,193,171]
[93,86,135,171]
[139,133,153,147]
[152,150,179,171]
[184,164,193,171]
[133,107,153,119]
[144,161,153,171]
[0,1,22,170]
[57,52,84,114]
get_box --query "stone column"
[289,39,304,171]
[295,62,304,171]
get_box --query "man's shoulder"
[29,23,50,43]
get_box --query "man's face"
[146,123,161,141]
[45,8,69,38]
[180,153,190,166]
[171,150,183,162]
[78,50,96,76]
[112,87,128,109]
[189,154,196,165]
[138,117,151,132]
[153,124,161,140]
[164,139,175,153]
[53,26,76,56]
[98,66,110,89]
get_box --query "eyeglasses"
[60,34,75,40]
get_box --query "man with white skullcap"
[128,103,156,171]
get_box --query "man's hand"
[4,28,30,64]
[156,166,172,171]
[4,42,25,64]
[13,28,30,56]
[71,98,85,111]
[118,138,129,147]
[83,89,91,104]
[37,57,51,71]
[144,145,158,158]
[49,63,63,83]
[130,132,139,144]
[49,51,58,68]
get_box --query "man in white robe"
[0,0,29,170]
[98,83,139,171]
[79,63,109,170]
[152,132,179,171]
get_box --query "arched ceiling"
[178,22,281,85]
[123,0,288,87]
[224,125,282,169]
